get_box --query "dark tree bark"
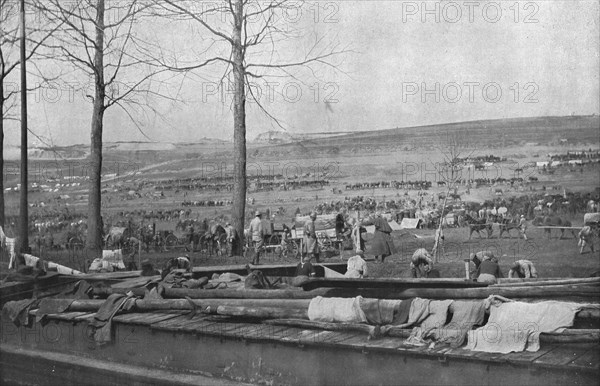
[231,0,246,256]
[0,84,4,228]
[18,0,28,253]
[86,0,106,259]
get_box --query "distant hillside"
[327,116,600,146]
[253,131,294,144]
[2,145,89,160]
[246,115,600,158]
[5,116,597,163]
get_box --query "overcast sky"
[3,0,599,148]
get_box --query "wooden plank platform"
[570,347,600,370]
[534,343,598,367]
[106,310,595,371]
[112,312,182,325]
[3,309,599,386]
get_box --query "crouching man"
[508,259,538,279]
[410,248,433,278]
[345,249,368,278]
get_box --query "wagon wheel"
[67,237,84,265]
[280,239,299,262]
[319,234,334,251]
[122,239,134,256]
[165,234,178,251]
[269,234,280,246]
[68,237,84,250]
[216,234,228,256]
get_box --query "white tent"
[400,218,422,229]
[389,220,403,231]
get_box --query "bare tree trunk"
[0,86,5,228]
[18,0,28,253]
[231,0,246,256]
[432,189,449,263]
[86,0,105,259]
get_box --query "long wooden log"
[383,285,600,299]
[264,319,598,343]
[264,318,380,339]
[134,299,311,310]
[359,324,597,344]
[216,306,307,319]
[37,297,600,321]
[163,287,330,299]
[542,329,600,343]
[44,298,312,313]
[95,287,333,299]
[497,277,600,284]
[382,326,600,343]
[494,277,600,287]
[302,278,488,290]
[96,284,600,301]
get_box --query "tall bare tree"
[432,130,475,262]
[0,0,17,229]
[35,0,171,258]
[153,0,348,255]
[1,0,61,230]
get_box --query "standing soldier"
[519,215,528,240]
[578,225,595,254]
[371,212,396,263]
[249,211,264,265]
[303,212,320,263]
[225,222,238,257]
[185,223,194,252]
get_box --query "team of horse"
[532,216,577,239]
[460,214,576,240]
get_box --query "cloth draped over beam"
[6,292,599,352]
[1,280,93,326]
[405,300,454,347]
[432,300,487,348]
[308,296,367,323]
[1,226,18,269]
[22,254,83,275]
[306,296,599,352]
[89,293,135,345]
[308,296,415,326]
[1,299,39,327]
[294,214,337,232]
[466,300,600,353]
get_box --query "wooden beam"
[264,318,380,339]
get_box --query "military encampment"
[1,1,599,385]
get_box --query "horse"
[464,214,492,239]
[199,224,227,256]
[104,226,131,249]
[497,217,520,239]
[532,216,576,239]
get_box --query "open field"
[12,224,598,278]
[2,116,599,278]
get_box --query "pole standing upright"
[19,0,29,255]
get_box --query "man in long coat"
[371,212,396,263]
[303,212,320,262]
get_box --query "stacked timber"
[93,276,600,301]
[33,294,600,344]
